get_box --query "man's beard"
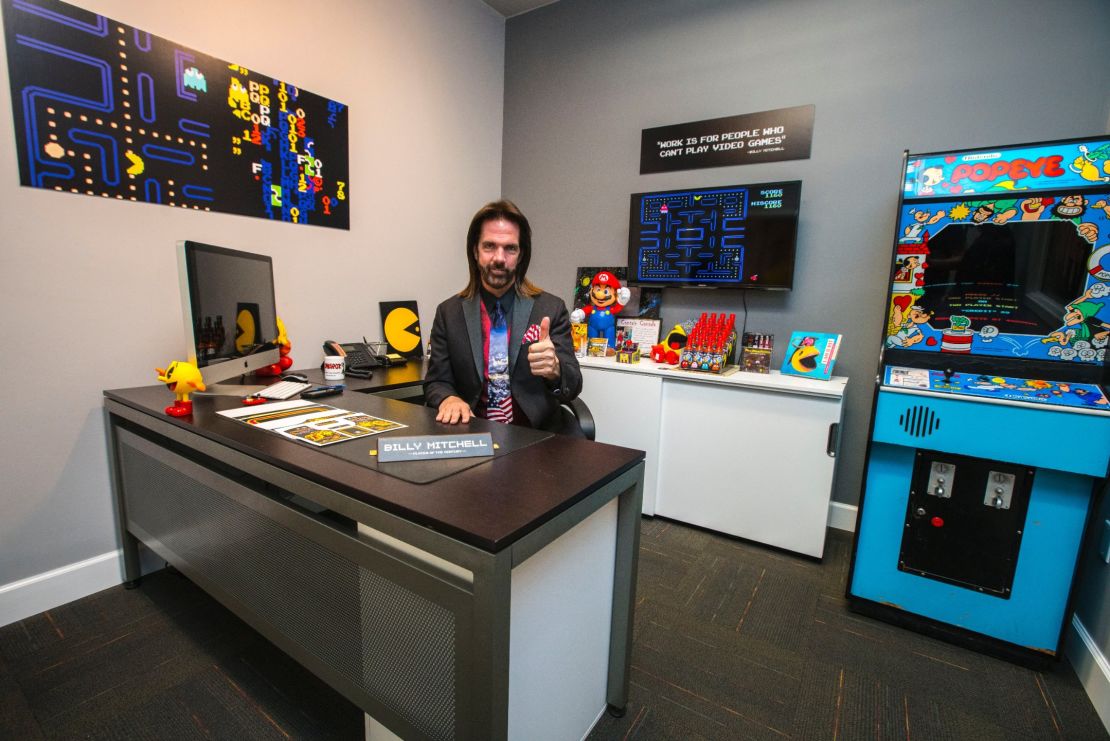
[481,263,516,291]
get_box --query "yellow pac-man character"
[788,340,820,374]
[383,305,421,355]
[155,360,206,416]
[236,306,258,352]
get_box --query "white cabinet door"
[580,367,662,515]
[656,378,841,557]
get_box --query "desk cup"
[323,355,345,380]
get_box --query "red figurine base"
[164,400,193,417]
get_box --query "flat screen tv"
[627,180,801,290]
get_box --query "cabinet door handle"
[826,423,840,458]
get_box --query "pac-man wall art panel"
[3,0,350,229]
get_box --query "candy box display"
[741,333,774,374]
[587,337,610,357]
[679,313,736,374]
[614,329,641,364]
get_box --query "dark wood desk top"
[104,378,643,554]
[227,362,425,394]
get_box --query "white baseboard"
[0,550,124,627]
[1067,615,1110,734]
[827,501,858,533]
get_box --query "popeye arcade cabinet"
[847,136,1110,666]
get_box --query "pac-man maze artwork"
[3,0,349,228]
[635,188,747,283]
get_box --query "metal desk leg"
[104,412,141,587]
[607,472,644,716]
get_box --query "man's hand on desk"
[527,316,560,382]
[437,396,473,424]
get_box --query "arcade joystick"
[943,368,954,383]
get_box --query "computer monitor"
[177,240,280,389]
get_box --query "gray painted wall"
[0,0,506,586]
[502,0,1110,661]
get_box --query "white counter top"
[578,355,848,400]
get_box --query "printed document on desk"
[219,399,406,446]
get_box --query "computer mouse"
[281,373,309,383]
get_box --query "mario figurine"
[570,270,631,351]
[156,360,206,416]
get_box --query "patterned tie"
[486,300,513,422]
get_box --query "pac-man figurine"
[156,360,206,416]
[650,323,688,365]
[275,316,294,371]
[254,315,294,376]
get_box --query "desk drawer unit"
[114,425,465,740]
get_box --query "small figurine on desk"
[255,316,295,376]
[570,271,630,352]
[650,323,688,365]
[614,329,641,364]
[155,360,206,416]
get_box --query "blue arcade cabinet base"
[848,384,1106,666]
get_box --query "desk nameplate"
[378,433,494,462]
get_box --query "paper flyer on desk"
[219,400,406,446]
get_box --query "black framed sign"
[640,105,814,174]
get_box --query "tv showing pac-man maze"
[627,180,801,290]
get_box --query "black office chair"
[553,397,595,440]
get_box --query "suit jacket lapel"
[510,294,535,371]
[462,295,484,382]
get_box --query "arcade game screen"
[885,140,1110,369]
[627,180,801,289]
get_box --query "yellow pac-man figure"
[155,360,206,416]
[382,304,422,355]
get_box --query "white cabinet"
[579,357,847,558]
[578,367,662,515]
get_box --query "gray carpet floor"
[1,520,1106,740]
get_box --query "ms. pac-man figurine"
[254,315,295,376]
[156,360,206,416]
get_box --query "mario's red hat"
[592,270,620,286]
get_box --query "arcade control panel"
[900,451,1032,598]
[884,366,1109,410]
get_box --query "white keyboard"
[258,380,313,400]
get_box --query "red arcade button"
[931,516,944,528]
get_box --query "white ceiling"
[482,0,560,18]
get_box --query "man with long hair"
[424,200,582,429]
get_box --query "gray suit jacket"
[424,290,582,428]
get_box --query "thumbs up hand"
[528,316,560,380]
